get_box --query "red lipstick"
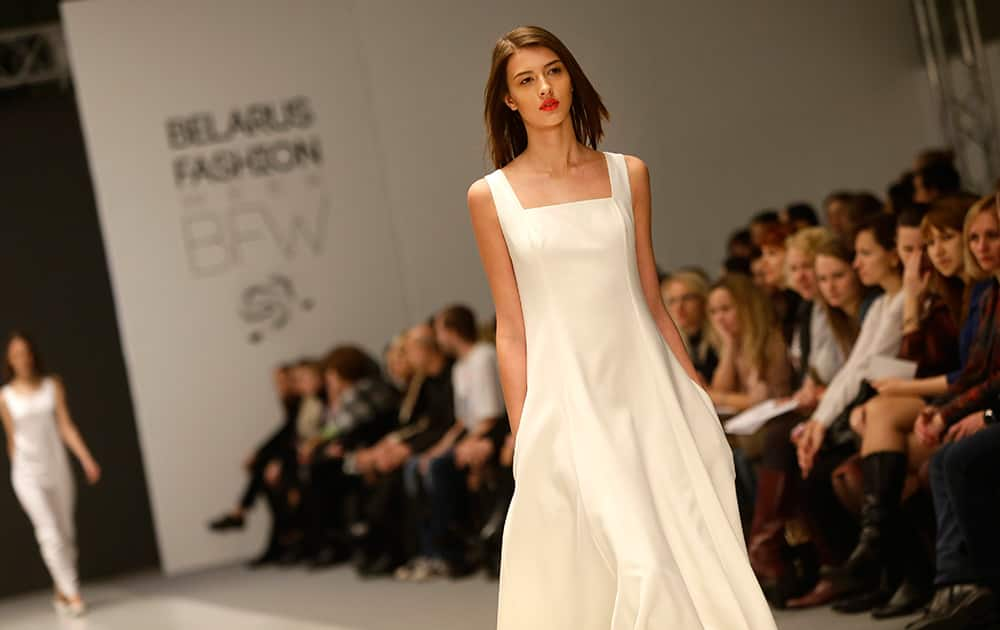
[540,98,559,111]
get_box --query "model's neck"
[518,121,585,176]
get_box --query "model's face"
[926,225,964,278]
[853,230,898,287]
[897,226,924,263]
[816,254,859,309]
[505,46,572,129]
[786,247,817,301]
[707,288,741,338]
[760,244,787,288]
[6,338,34,380]
[663,280,704,335]
[968,210,1000,273]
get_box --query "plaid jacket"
[940,280,1000,425]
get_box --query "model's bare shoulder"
[622,154,649,181]
[467,177,496,216]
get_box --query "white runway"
[0,564,917,629]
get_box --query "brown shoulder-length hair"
[813,235,863,357]
[921,195,976,321]
[484,26,608,169]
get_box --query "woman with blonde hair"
[706,273,792,412]
[750,231,868,607]
[661,270,717,384]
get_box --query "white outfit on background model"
[2,377,79,598]
[488,152,777,629]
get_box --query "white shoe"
[65,599,87,617]
[54,597,86,617]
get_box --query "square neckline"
[496,151,615,212]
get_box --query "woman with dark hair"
[823,197,976,617]
[0,332,100,617]
[781,214,905,608]
[468,25,776,629]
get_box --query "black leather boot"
[871,523,934,619]
[828,451,908,597]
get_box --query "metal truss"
[913,0,1000,194]
[0,22,69,90]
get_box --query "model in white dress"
[489,151,778,629]
[2,378,79,599]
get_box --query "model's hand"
[82,458,102,485]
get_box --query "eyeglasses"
[666,293,701,308]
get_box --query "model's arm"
[626,155,701,385]
[468,178,529,437]
[0,398,14,460]
[52,377,101,484]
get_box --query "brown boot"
[748,467,798,607]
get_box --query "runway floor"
[0,563,921,629]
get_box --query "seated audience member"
[843,194,886,245]
[886,172,917,216]
[252,358,327,565]
[298,346,400,567]
[758,224,803,345]
[914,147,955,171]
[783,214,905,607]
[723,254,754,277]
[782,203,820,232]
[823,204,971,616]
[750,247,769,289]
[906,197,1000,628]
[383,333,413,391]
[706,273,791,413]
[912,194,1000,470]
[350,323,457,577]
[910,401,1000,629]
[728,228,755,261]
[207,364,301,564]
[914,160,962,204]
[749,232,865,606]
[661,270,718,384]
[824,191,856,242]
[750,209,782,247]
[395,305,505,581]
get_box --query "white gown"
[487,152,777,629]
